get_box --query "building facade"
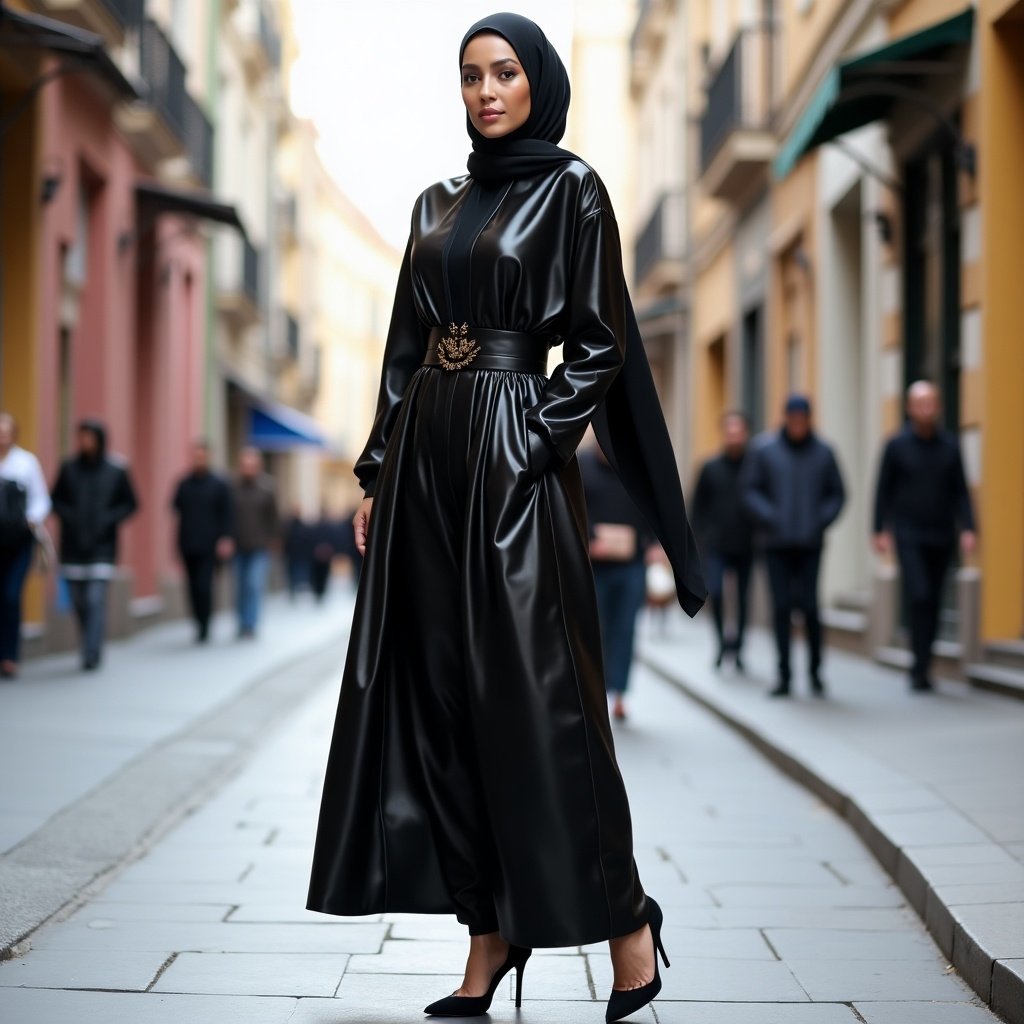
[638,0,1023,686]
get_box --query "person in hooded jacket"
[51,420,138,670]
[305,15,704,1023]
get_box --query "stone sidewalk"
[637,609,1024,1023]
[0,585,357,955]
[0,647,1000,1023]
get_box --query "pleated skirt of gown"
[306,360,647,949]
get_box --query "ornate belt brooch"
[437,322,480,370]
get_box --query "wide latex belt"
[423,324,550,374]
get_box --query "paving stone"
[153,952,346,998]
[0,989,297,1024]
[0,947,168,991]
[652,956,809,1001]
[905,843,1019,868]
[854,1001,998,1023]
[652,1003,859,1024]
[707,884,905,908]
[346,940,578,978]
[226,903,373,925]
[67,901,233,925]
[681,906,921,931]
[31,920,387,955]
[785,957,976,1001]
[992,959,1024,1022]
[764,927,945,962]
[583,927,773,962]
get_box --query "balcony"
[285,310,300,361]
[630,0,670,93]
[33,0,143,42]
[237,0,281,81]
[217,234,263,330]
[183,90,214,187]
[699,24,776,203]
[633,191,685,292]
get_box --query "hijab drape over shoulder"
[459,12,706,615]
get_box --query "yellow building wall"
[0,85,43,626]
[692,242,735,459]
[978,0,1024,641]
[889,0,974,37]
[777,0,848,103]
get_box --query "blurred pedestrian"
[230,447,279,638]
[0,413,51,679]
[741,395,845,697]
[692,411,754,671]
[282,506,312,600]
[172,439,234,643]
[580,442,654,722]
[872,381,976,692]
[51,419,138,671]
[309,508,337,604]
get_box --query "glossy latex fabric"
[306,162,649,947]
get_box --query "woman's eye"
[500,70,517,81]
[462,73,479,84]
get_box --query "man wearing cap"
[741,395,846,696]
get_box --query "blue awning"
[774,7,974,180]
[247,403,327,451]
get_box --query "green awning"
[774,7,974,179]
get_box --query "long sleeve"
[872,440,895,534]
[819,448,846,530]
[353,226,430,499]
[952,443,976,532]
[523,202,627,478]
[740,447,775,529]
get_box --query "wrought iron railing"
[243,238,261,307]
[140,18,187,142]
[99,0,144,29]
[634,191,684,285]
[285,312,300,361]
[183,91,214,186]
[700,24,774,172]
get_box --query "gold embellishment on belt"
[436,322,480,370]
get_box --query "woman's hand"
[353,497,374,557]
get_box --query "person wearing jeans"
[741,395,845,697]
[0,413,52,678]
[51,419,138,671]
[230,447,279,638]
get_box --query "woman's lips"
[479,110,503,123]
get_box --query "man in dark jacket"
[873,381,976,692]
[51,419,138,670]
[231,447,280,638]
[741,395,845,697]
[172,440,234,643]
[692,411,754,671]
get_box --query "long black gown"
[307,159,688,949]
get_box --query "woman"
[306,14,705,1022]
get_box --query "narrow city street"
[0,604,1003,1024]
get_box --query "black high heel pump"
[605,896,670,1023]
[423,943,532,1017]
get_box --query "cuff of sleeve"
[362,479,377,499]
[526,428,556,478]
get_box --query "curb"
[0,635,346,958]
[640,651,1023,1024]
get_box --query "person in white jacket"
[0,413,51,678]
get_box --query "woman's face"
[461,32,531,139]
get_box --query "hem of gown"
[304,899,650,950]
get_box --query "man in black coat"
[51,419,138,670]
[692,411,754,671]
[873,381,976,692]
[741,395,845,697]
[172,440,234,643]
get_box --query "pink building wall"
[35,63,206,609]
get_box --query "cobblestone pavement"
[0,635,1000,1023]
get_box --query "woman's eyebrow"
[461,58,520,71]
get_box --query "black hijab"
[459,13,576,183]
[456,13,707,617]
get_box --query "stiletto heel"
[605,896,668,1023]
[424,943,531,1017]
[514,959,526,1008]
